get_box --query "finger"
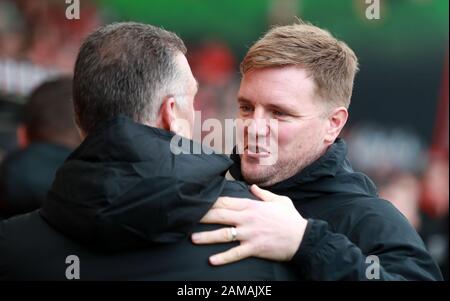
[192,227,239,245]
[199,208,242,225]
[250,184,278,202]
[209,244,253,266]
[212,196,251,211]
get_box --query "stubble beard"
[241,142,325,187]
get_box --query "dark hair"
[73,22,187,134]
[25,77,79,146]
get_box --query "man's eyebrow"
[238,96,287,109]
[237,96,252,103]
[238,96,297,114]
[267,103,292,112]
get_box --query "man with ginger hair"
[192,21,443,280]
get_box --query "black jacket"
[0,116,299,281]
[229,139,443,280]
[0,143,71,219]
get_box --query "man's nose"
[247,111,270,138]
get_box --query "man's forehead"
[242,66,313,86]
[239,68,315,101]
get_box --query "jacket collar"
[230,138,377,199]
[230,138,347,187]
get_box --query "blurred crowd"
[0,0,100,97]
[0,0,100,71]
[0,0,448,279]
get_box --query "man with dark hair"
[0,22,298,280]
[0,77,80,219]
[23,78,80,148]
[72,22,192,135]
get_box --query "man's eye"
[240,105,253,112]
[273,110,287,117]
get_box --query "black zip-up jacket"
[0,116,299,281]
[228,138,443,281]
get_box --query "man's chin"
[240,158,275,187]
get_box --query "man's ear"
[16,124,29,148]
[155,97,176,131]
[324,107,348,144]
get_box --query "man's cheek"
[275,133,292,154]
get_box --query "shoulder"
[1,210,45,233]
[344,196,406,221]
[0,211,45,279]
[329,196,426,252]
[349,197,412,230]
[327,195,411,230]
[0,211,90,280]
[0,210,71,256]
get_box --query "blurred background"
[0,0,448,279]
